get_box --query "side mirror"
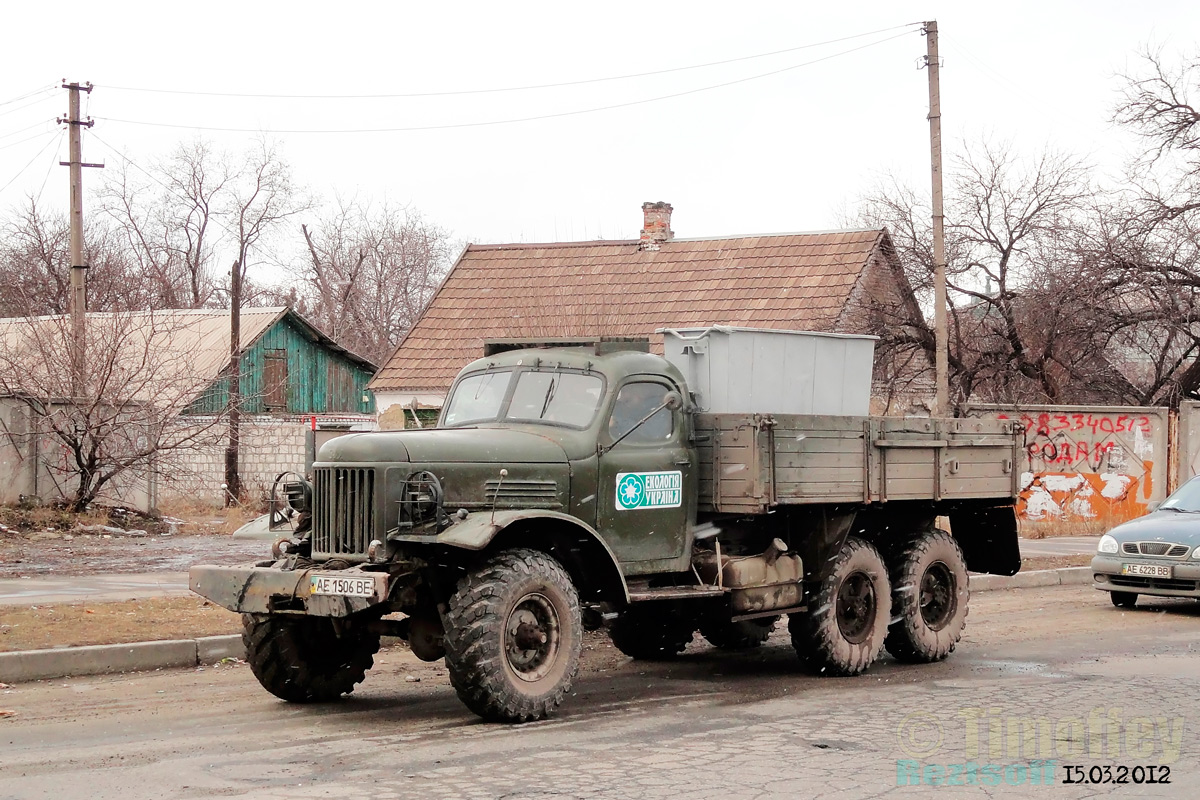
[663,391,684,411]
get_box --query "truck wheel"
[442,548,582,723]
[699,616,779,650]
[242,613,380,703]
[608,606,695,659]
[884,530,969,663]
[789,536,889,676]
[1110,591,1138,608]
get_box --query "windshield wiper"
[539,378,558,419]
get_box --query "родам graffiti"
[993,412,1157,524]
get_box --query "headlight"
[1191,547,1200,560]
[1098,535,1118,554]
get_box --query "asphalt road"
[2,584,1197,800]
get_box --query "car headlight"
[1098,535,1119,554]
[1192,547,1200,560]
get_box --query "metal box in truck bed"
[659,326,876,416]
[696,414,1022,514]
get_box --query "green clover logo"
[618,475,644,508]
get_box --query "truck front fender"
[432,510,629,605]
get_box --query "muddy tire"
[789,537,889,676]
[242,613,380,703]
[442,548,582,723]
[1111,591,1138,608]
[884,530,969,663]
[608,606,695,659]
[699,616,779,650]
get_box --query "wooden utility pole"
[224,257,243,505]
[922,21,949,416]
[58,81,100,397]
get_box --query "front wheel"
[442,549,582,723]
[1110,591,1138,608]
[884,530,970,663]
[790,537,890,676]
[242,614,380,703]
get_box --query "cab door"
[596,379,696,575]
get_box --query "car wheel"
[1110,591,1138,608]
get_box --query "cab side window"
[608,382,674,444]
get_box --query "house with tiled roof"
[369,202,930,425]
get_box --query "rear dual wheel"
[884,530,970,663]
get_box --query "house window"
[263,350,288,411]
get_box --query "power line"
[0,84,57,108]
[1,119,54,141]
[0,132,62,196]
[103,23,921,101]
[95,30,915,135]
[0,92,58,120]
[33,130,65,207]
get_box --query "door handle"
[674,460,690,466]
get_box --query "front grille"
[312,467,376,559]
[1122,541,1191,558]
[484,479,562,509]
[1109,575,1199,591]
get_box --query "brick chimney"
[640,201,673,250]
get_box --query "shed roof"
[370,228,891,394]
[0,307,376,406]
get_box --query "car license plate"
[310,575,377,597]
[1121,563,1172,578]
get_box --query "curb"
[970,566,1092,592]
[0,567,1096,684]
[0,634,244,684]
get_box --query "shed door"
[263,349,288,411]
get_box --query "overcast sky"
[2,0,1198,259]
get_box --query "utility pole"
[922,21,949,417]
[224,256,243,505]
[57,81,100,398]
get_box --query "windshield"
[506,371,604,427]
[442,368,604,429]
[1159,476,1200,512]
[442,369,513,426]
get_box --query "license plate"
[1121,563,1172,578]
[310,575,377,597]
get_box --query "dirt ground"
[0,596,242,652]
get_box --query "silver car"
[1092,475,1200,607]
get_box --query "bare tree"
[855,141,1111,407]
[0,310,227,511]
[296,198,453,364]
[1108,48,1200,402]
[97,140,231,309]
[0,198,137,316]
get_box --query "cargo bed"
[696,414,1022,513]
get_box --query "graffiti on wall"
[992,411,1158,523]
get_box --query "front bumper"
[190,563,389,617]
[1091,555,1200,598]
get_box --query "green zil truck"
[190,334,1022,723]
